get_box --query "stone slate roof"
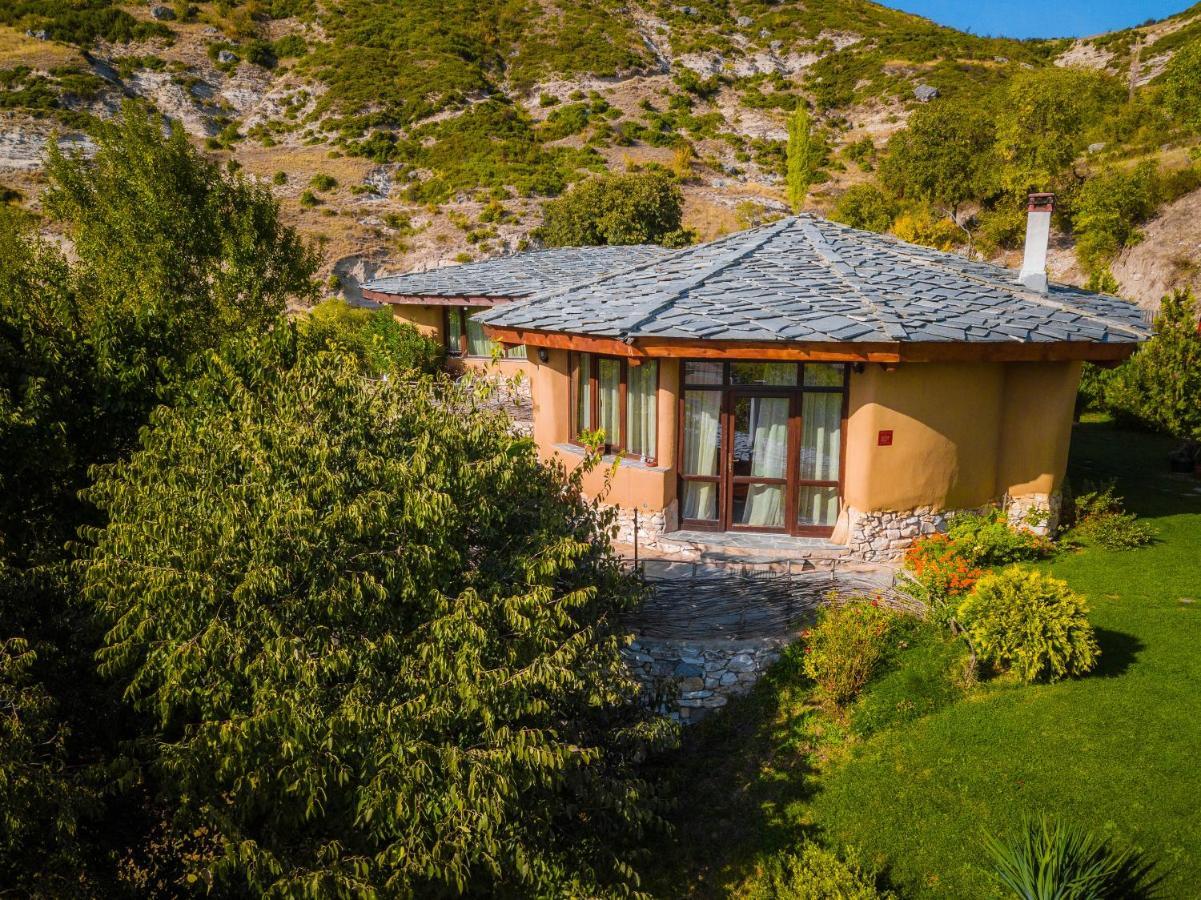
[476,215,1151,345]
[362,244,670,298]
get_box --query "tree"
[1072,162,1160,275]
[44,101,318,442]
[830,183,898,233]
[880,101,998,240]
[538,169,692,247]
[1105,289,1201,442]
[994,69,1118,199]
[786,102,814,212]
[298,299,446,376]
[81,331,676,896]
[1162,41,1201,133]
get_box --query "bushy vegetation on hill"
[0,0,171,47]
[539,168,694,247]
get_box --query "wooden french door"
[678,361,847,537]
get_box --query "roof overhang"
[360,291,524,307]
[482,325,1141,364]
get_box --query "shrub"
[947,509,1052,566]
[1072,162,1160,275]
[298,299,445,376]
[802,601,895,709]
[1068,484,1155,550]
[903,533,982,617]
[298,189,319,207]
[309,172,337,191]
[984,815,1157,900]
[81,330,675,895]
[740,842,895,899]
[831,183,898,233]
[538,169,691,247]
[957,569,1099,683]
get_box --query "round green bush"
[957,569,1099,683]
[740,842,895,899]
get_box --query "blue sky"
[880,1,1190,39]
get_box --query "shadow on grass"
[1090,627,1145,678]
[1069,420,1199,522]
[640,645,825,897]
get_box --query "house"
[477,200,1150,559]
[360,245,670,377]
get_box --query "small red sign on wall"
[877,430,894,446]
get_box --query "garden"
[645,417,1200,898]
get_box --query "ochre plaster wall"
[996,361,1083,498]
[529,350,676,513]
[844,360,1081,513]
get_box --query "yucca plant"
[983,815,1158,899]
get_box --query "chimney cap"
[1027,192,1055,212]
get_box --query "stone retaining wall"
[609,499,676,546]
[623,636,789,724]
[845,505,949,561]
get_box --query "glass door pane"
[732,395,789,529]
[799,393,841,481]
[681,390,722,521]
[797,485,840,526]
[465,308,493,356]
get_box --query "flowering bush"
[947,509,1053,565]
[957,568,1099,683]
[802,601,895,709]
[903,534,982,617]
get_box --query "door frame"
[676,361,850,538]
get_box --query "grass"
[645,417,1200,897]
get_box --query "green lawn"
[646,419,1201,898]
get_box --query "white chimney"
[1018,192,1054,293]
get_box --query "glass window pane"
[683,361,723,384]
[446,308,463,355]
[734,483,785,528]
[682,391,722,475]
[626,361,657,460]
[598,359,621,447]
[804,363,845,387]
[799,393,842,481]
[730,362,797,386]
[505,344,527,359]
[798,485,840,527]
[732,396,789,479]
[575,353,591,435]
[682,481,718,522]
[465,309,493,357]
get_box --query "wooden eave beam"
[482,326,1142,364]
[360,290,522,307]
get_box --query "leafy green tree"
[786,102,814,212]
[44,101,318,441]
[830,183,898,233]
[1072,162,1160,275]
[1162,41,1201,133]
[81,331,676,896]
[880,101,997,239]
[994,69,1118,198]
[1105,289,1201,441]
[298,299,446,376]
[538,169,692,246]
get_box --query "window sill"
[553,443,666,471]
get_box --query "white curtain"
[682,391,721,520]
[465,308,494,357]
[575,353,592,434]
[798,392,842,526]
[598,359,621,447]
[626,361,657,460]
[741,397,789,527]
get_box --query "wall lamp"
[537,347,550,363]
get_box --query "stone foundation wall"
[845,506,949,561]
[623,636,788,724]
[1004,492,1061,536]
[608,498,677,546]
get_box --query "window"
[570,353,658,462]
[444,306,526,359]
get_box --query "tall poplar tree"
[786,102,813,213]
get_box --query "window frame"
[676,360,850,536]
[443,305,526,359]
[569,352,659,465]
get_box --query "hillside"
[1,0,1200,307]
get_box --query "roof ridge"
[844,223,1149,339]
[800,220,910,342]
[621,217,796,336]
